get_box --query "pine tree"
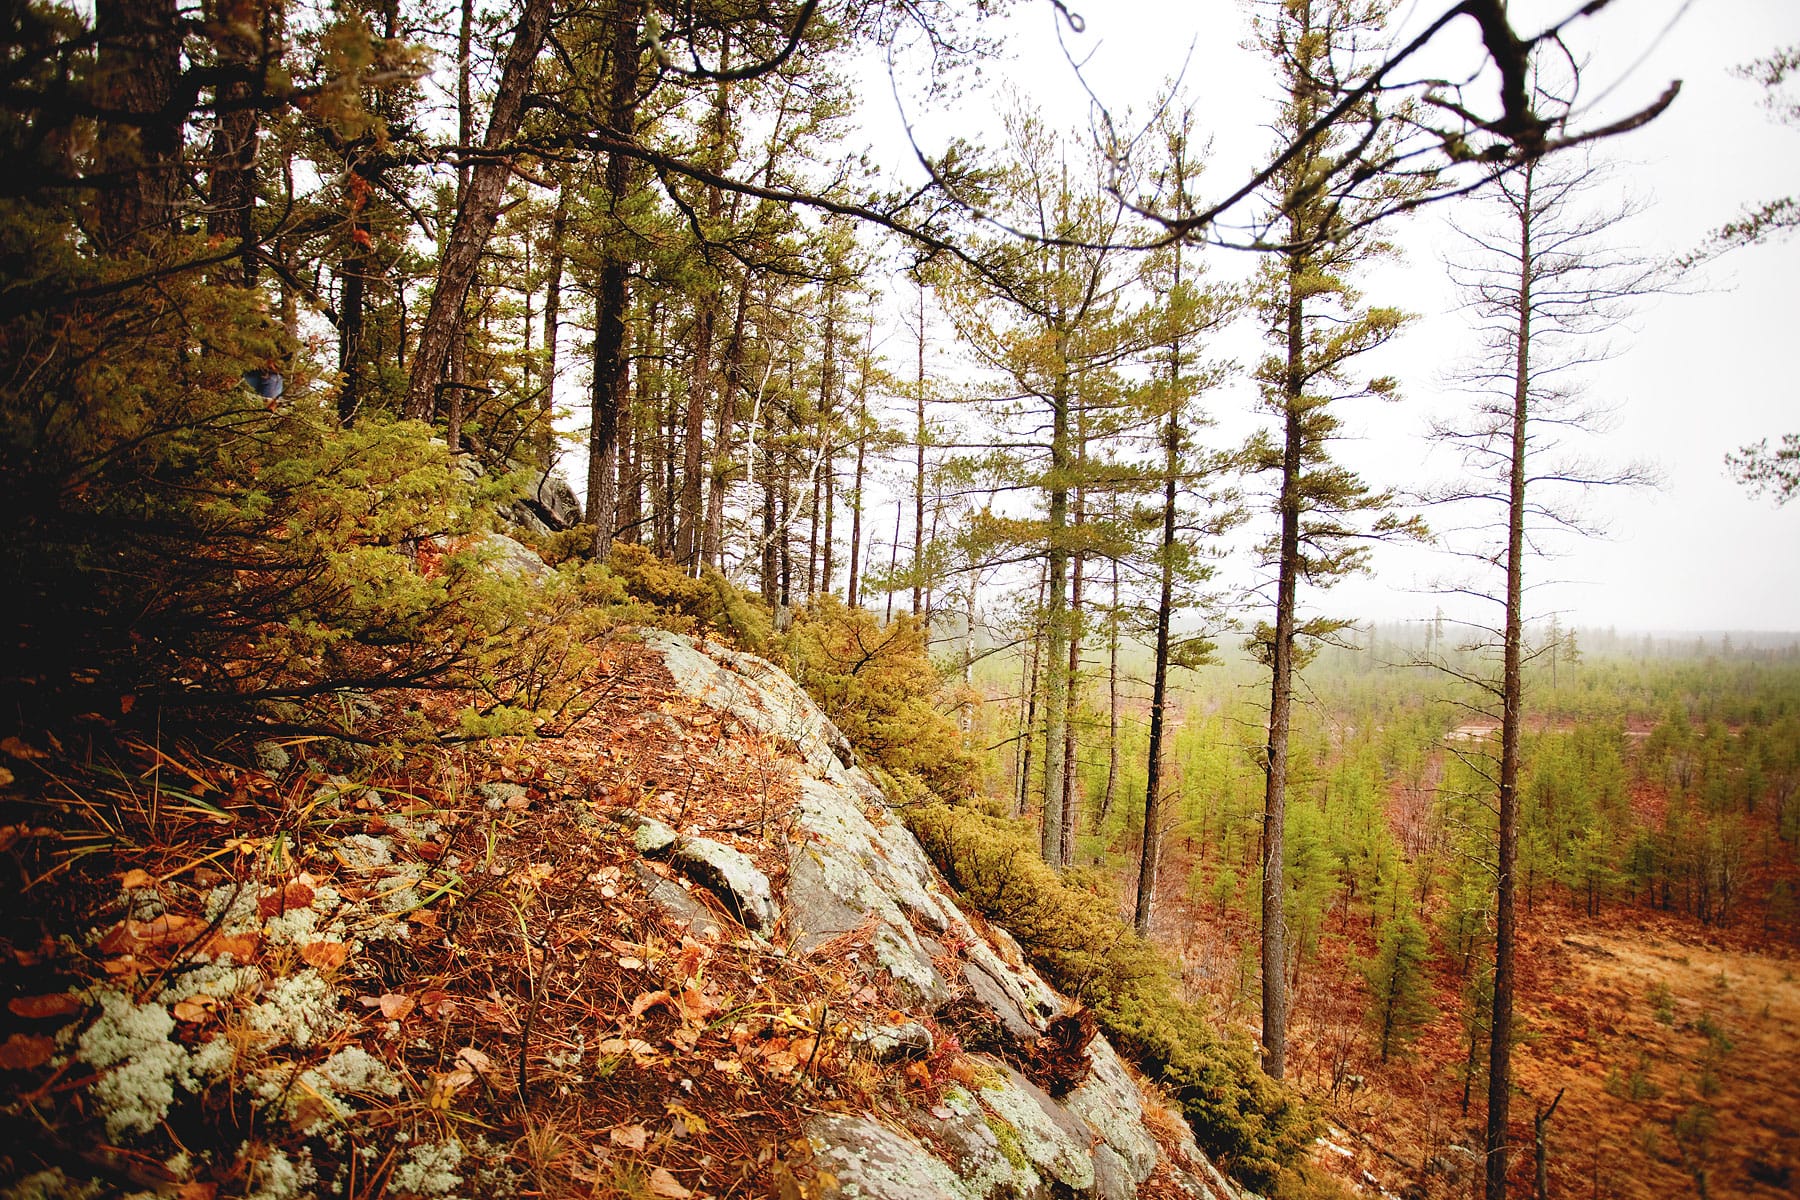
[1248,0,1425,1079]
[1360,903,1436,1062]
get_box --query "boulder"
[641,629,1257,1200]
[806,1114,968,1200]
[470,531,552,581]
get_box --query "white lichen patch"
[75,992,232,1140]
[248,970,342,1050]
[337,833,394,872]
[161,962,262,1005]
[246,1145,317,1200]
[387,1139,464,1197]
[313,1045,401,1097]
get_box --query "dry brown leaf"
[171,996,216,1024]
[176,1182,217,1200]
[7,994,80,1020]
[99,914,203,955]
[299,942,350,970]
[608,1123,648,1151]
[676,986,722,1025]
[0,737,46,761]
[257,880,314,919]
[0,767,14,788]
[618,956,645,970]
[0,1033,55,1070]
[676,940,707,983]
[378,993,415,1020]
[120,868,155,890]
[418,990,454,1017]
[648,1167,691,1199]
[631,989,675,1019]
[198,932,261,961]
[454,1046,495,1076]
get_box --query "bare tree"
[1428,146,1661,1199]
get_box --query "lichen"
[0,1168,105,1200]
[248,969,341,1049]
[387,1139,464,1197]
[246,1146,316,1200]
[75,991,230,1140]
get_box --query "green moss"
[907,802,1317,1192]
[984,1112,1031,1176]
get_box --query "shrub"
[0,223,603,740]
[782,597,977,801]
[906,802,1316,1191]
[603,542,772,653]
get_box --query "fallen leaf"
[631,989,675,1019]
[0,737,46,761]
[171,996,216,1024]
[0,768,13,788]
[666,1101,708,1136]
[176,1183,217,1200]
[120,868,156,890]
[676,940,707,982]
[455,1046,495,1076]
[8,994,80,1020]
[119,694,136,715]
[378,993,414,1020]
[648,1167,691,1199]
[618,956,645,970]
[299,942,350,970]
[712,1058,743,1075]
[608,1123,648,1152]
[0,1033,55,1070]
[257,880,315,919]
[197,931,261,961]
[676,986,722,1024]
[930,1105,955,1120]
[99,914,203,955]
[428,1069,476,1109]
[418,990,455,1017]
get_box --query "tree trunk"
[1488,164,1535,1200]
[1060,487,1085,867]
[1039,349,1072,867]
[848,340,868,608]
[539,178,569,471]
[1262,253,1306,1081]
[588,0,645,552]
[404,0,555,420]
[679,302,716,569]
[206,0,267,284]
[1137,380,1182,935]
[1102,558,1121,826]
[704,282,749,568]
[94,0,183,251]
[913,285,928,615]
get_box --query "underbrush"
[906,802,1317,1191]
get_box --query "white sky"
[853,0,1800,634]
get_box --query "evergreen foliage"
[907,802,1317,1190]
[1359,904,1436,1061]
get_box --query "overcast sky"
[857,0,1800,634]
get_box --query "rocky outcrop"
[640,630,1246,1200]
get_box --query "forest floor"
[1158,831,1800,1200]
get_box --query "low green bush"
[782,597,977,801]
[906,802,1316,1191]
[603,542,772,653]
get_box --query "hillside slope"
[0,628,1248,1200]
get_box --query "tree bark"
[1262,250,1306,1081]
[404,0,555,421]
[94,0,183,251]
[1487,164,1535,1200]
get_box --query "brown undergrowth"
[0,633,967,1199]
[1157,817,1800,1200]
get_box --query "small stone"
[477,782,527,811]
